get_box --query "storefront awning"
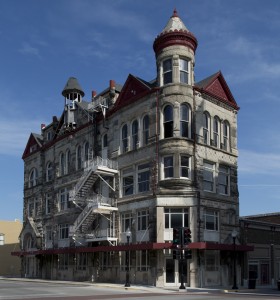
[188,242,254,252]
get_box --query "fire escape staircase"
[69,156,119,245]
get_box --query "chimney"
[109,80,116,97]
[92,90,97,102]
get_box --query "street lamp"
[124,227,132,287]
[231,229,238,290]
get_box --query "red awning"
[12,241,253,257]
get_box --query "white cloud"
[19,42,41,58]
[238,149,280,175]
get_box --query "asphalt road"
[1,279,280,300]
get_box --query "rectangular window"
[204,210,219,231]
[203,162,215,192]
[179,59,189,83]
[0,234,5,246]
[58,254,69,270]
[45,193,51,215]
[164,156,174,178]
[180,156,190,178]
[137,210,149,231]
[121,213,133,233]
[76,253,87,270]
[164,208,189,229]
[58,224,69,239]
[136,250,149,271]
[123,175,133,196]
[163,59,172,84]
[138,163,150,193]
[59,188,69,211]
[46,226,52,242]
[100,252,112,270]
[205,251,219,271]
[218,165,230,195]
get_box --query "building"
[13,10,252,288]
[240,213,280,288]
[0,219,22,276]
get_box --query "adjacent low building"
[0,219,22,277]
[12,10,253,288]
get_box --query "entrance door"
[165,258,187,287]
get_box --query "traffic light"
[172,228,181,248]
[185,249,192,260]
[183,228,191,246]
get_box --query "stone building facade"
[13,10,251,288]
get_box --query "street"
[1,279,280,300]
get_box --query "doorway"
[165,257,187,287]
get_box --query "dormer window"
[179,59,189,84]
[163,59,172,84]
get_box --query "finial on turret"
[172,8,179,17]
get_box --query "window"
[103,134,108,148]
[121,213,133,232]
[163,105,173,138]
[0,234,5,246]
[142,115,149,146]
[203,162,215,192]
[45,193,51,215]
[46,226,52,242]
[137,163,150,193]
[204,210,219,231]
[136,250,149,271]
[76,253,87,270]
[84,142,90,162]
[59,153,65,176]
[29,168,38,188]
[179,59,189,84]
[65,149,71,174]
[58,254,69,270]
[164,208,189,229]
[59,188,69,211]
[223,121,230,151]
[180,104,190,138]
[203,112,210,145]
[122,124,128,153]
[46,162,53,182]
[76,145,82,170]
[164,156,173,178]
[180,156,190,178]
[218,165,230,195]
[137,210,149,231]
[132,120,139,150]
[100,252,112,270]
[163,59,172,84]
[205,251,219,271]
[213,117,220,147]
[28,199,34,217]
[58,224,69,239]
[122,168,134,196]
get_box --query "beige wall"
[0,220,22,276]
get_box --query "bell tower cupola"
[153,9,198,87]
[62,77,85,103]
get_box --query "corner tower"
[153,9,198,87]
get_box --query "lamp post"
[232,230,238,290]
[124,227,132,287]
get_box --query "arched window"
[84,142,89,162]
[46,161,53,182]
[103,134,108,148]
[223,121,230,151]
[76,145,82,170]
[122,124,128,153]
[180,104,191,138]
[65,149,71,174]
[60,153,65,176]
[163,105,173,138]
[132,120,139,150]
[213,117,221,148]
[203,112,210,145]
[29,168,38,188]
[142,115,149,146]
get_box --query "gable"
[112,74,152,112]
[22,133,43,159]
[195,71,239,110]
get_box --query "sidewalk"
[1,276,280,296]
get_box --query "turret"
[153,9,198,87]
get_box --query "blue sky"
[1,0,280,221]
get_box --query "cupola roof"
[62,77,85,97]
[153,9,198,55]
